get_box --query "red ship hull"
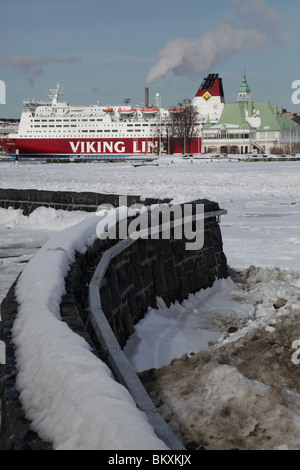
[1,136,201,157]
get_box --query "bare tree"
[169,99,199,153]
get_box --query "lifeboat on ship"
[103,107,113,113]
[118,108,136,115]
[168,107,184,113]
[141,107,159,114]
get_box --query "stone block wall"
[98,213,227,347]
[0,188,170,215]
[0,195,228,449]
[62,200,228,349]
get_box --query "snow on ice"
[0,156,300,449]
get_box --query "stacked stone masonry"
[0,191,227,449]
[0,188,171,215]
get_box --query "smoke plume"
[146,0,288,85]
[3,56,81,86]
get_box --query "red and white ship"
[0,74,225,158]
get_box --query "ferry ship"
[0,74,224,158]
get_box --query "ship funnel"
[192,73,225,123]
[145,87,149,108]
[194,73,224,101]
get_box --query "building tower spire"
[236,72,252,103]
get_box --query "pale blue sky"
[1,0,300,117]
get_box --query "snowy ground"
[0,156,300,449]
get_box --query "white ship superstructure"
[2,83,202,157]
[1,75,232,158]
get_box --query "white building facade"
[192,74,300,155]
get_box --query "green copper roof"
[239,121,252,129]
[215,103,250,127]
[238,75,251,94]
[202,117,213,129]
[208,100,300,131]
[252,102,299,131]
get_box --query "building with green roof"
[199,74,300,154]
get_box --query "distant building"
[0,119,19,152]
[192,74,300,154]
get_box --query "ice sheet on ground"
[124,277,254,372]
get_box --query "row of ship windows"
[30,120,158,127]
[20,134,153,138]
[32,118,104,122]
[26,129,157,134]
[31,125,157,128]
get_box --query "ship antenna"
[49,82,62,105]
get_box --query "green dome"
[236,74,252,103]
[238,75,251,94]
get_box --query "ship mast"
[49,83,62,105]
